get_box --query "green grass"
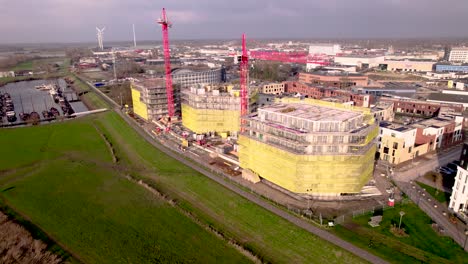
[95,112,366,264]
[332,202,467,264]
[10,58,66,72]
[82,92,109,109]
[0,109,366,264]
[0,118,250,264]
[11,60,34,71]
[416,182,450,204]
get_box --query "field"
[10,58,68,72]
[416,181,450,204]
[332,202,467,263]
[0,118,250,263]
[0,111,366,263]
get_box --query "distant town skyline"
[2,0,468,44]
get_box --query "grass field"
[0,118,250,263]
[332,202,467,264]
[10,58,66,72]
[416,182,450,204]
[0,110,366,263]
[95,112,365,263]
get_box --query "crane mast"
[157,8,175,118]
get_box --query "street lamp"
[399,211,405,229]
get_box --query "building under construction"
[239,98,378,199]
[131,78,180,121]
[181,84,241,136]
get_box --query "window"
[408,146,412,153]
[393,142,398,149]
[383,147,389,154]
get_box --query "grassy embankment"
[332,201,467,264]
[416,181,451,204]
[0,107,366,264]
[0,117,250,263]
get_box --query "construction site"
[130,9,381,201]
[239,98,378,199]
[131,78,180,121]
[181,84,241,136]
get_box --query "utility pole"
[112,48,117,81]
[133,24,137,48]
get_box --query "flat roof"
[427,93,468,104]
[302,71,365,77]
[413,117,453,128]
[380,122,413,132]
[260,103,361,122]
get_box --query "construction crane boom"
[157,8,175,118]
[240,33,249,119]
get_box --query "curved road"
[84,78,388,264]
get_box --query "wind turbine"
[96,27,105,50]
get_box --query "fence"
[334,203,393,225]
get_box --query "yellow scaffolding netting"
[239,135,377,195]
[131,88,148,120]
[182,104,240,134]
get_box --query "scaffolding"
[181,86,241,134]
[131,87,148,120]
[239,100,378,197]
[239,136,376,196]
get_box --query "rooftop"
[134,78,165,89]
[411,119,452,130]
[303,71,364,77]
[380,122,413,132]
[260,103,361,122]
[427,93,468,104]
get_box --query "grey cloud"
[1,0,468,43]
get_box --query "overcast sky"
[1,0,468,44]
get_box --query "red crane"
[240,33,249,119]
[157,8,175,118]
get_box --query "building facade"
[449,47,468,63]
[449,143,468,220]
[261,83,285,95]
[284,81,372,107]
[131,78,179,121]
[298,72,368,88]
[379,97,442,117]
[377,122,433,165]
[334,55,385,68]
[308,44,341,56]
[172,67,226,89]
[383,60,435,72]
[181,85,240,135]
[436,64,468,73]
[239,98,378,198]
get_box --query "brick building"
[284,81,372,107]
[298,71,368,88]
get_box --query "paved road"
[397,181,467,251]
[84,77,388,263]
[394,146,462,182]
[119,110,388,264]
